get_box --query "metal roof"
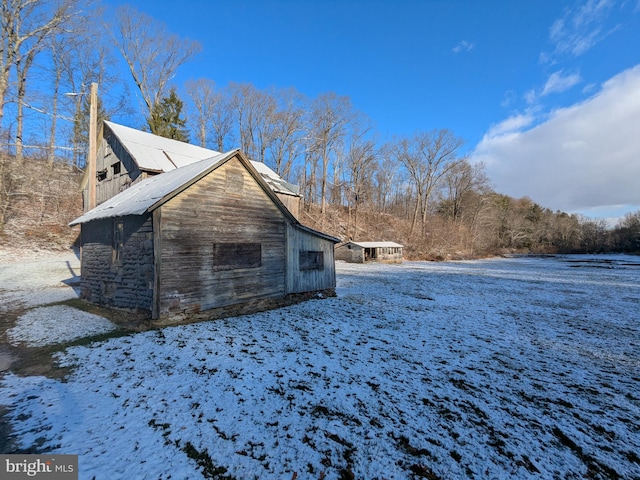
[251,160,300,196]
[104,121,299,196]
[345,241,404,248]
[70,151,234,225]
[69,148,339,245]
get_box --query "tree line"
[0,0,638,256]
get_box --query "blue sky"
[107,0,640,221]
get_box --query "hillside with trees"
[0,0,637,258]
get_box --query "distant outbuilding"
[335,241,403,264]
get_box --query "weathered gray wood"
[79,145,338,324]
[286,223,336,294]
[85,123,150,211]
[152,209,162,319]
[157,157,288,317]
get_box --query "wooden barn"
[70,149,339,324]
[335,241,403,264]
[85,121,302,218]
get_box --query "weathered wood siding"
[286,225,336,294]
[277,193,300,219]
[85,126,149,210]
[375,248,403,264]
[79,215,154,310]
[156,157,287,318]
[335,244,365,263]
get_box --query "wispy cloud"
[484,113,535,139]
[523,70,582,107]
[472,66,640,215]
[452,40,474,53]
[547,0,616,58]
[541,70,582,96]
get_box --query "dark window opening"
[213,243,261,270]
[97,169,107,181]
[112,220,124,265]
[300,251,324,271]
[111,162,121,175]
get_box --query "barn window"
[97,169,107,181]
[213,243,261,270]
[300,251,324,271]
[111,162,121,175]
[112,220,124,265]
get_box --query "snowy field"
[0,249,81,313]
[1,255,639,479]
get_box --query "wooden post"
[87,82,98,210]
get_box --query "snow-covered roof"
[105,121,218,171]
[346,241,403,248]
[70,151,234,225]
[104,121,299,196]
[251,161,300,196]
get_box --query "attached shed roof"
[104,121,299,196]
[345,241,404,248]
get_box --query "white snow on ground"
[1,255,639,479]
[6,305,117,347]
[0,249,80,313]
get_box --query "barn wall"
[80,215,154,311]
[335,244,364,263]
[277,193,300,219]
[86,126,148,210]
[157,157,287,318]
[286,225,336,294]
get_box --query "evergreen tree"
[147,89,190,142]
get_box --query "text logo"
[1,455,78,479]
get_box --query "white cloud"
[521,71,582,108]
[524,89,538,105]
[548,0,616,58]
[541,70,582,96]
[452,40,474,53]
[472,65,640,216]
[484,113,535,139]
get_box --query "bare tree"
[305,92,352,215]
[438,159,489,223]
[111,5,201,126]
[50,7,130,168]
[0,0,78,156]
[209,85,234,152]
[185,78,217,148]
[613,210,640,252]
[266,87,305,180]
[345,122,376,239]
[229,82,277,162]
[390,129,465,236]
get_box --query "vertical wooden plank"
[152,208,162,320]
